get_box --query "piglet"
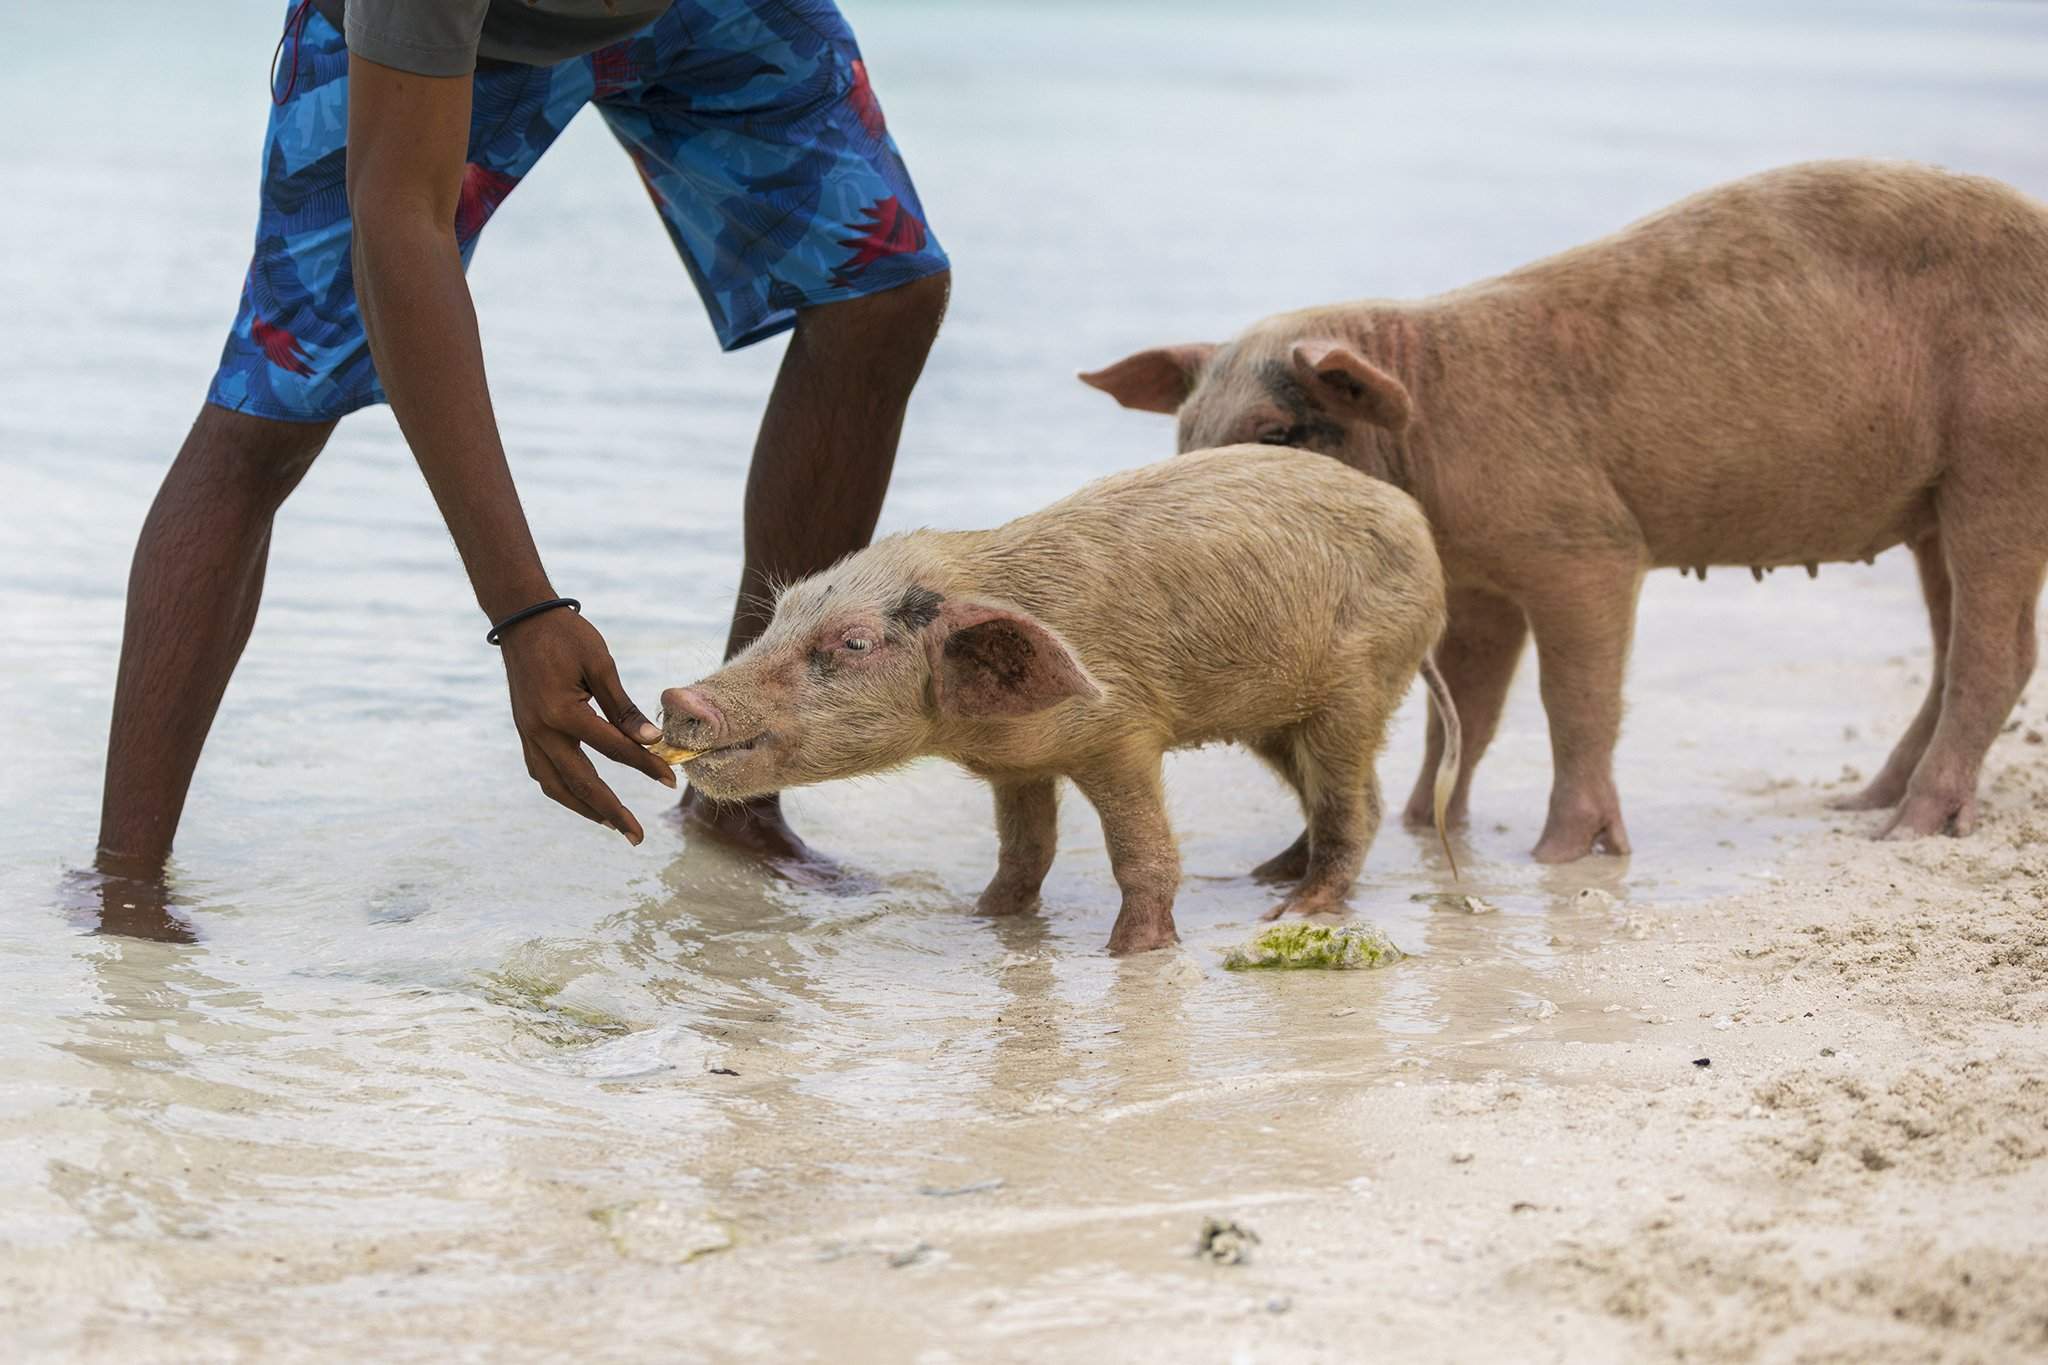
[662,447,1460,954]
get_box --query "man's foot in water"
[62,856,197,943]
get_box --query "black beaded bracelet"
[486,597,581,645]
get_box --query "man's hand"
[501,610,676,844]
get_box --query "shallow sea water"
[4,1,2047,1358]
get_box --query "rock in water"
[1195,1217,1261,1264]
[591,1201,732,1264]
[1412,891,1499,914]
[1221,923,1402,971]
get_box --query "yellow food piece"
[646,741,703,765]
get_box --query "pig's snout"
[657,681,780,798]
[659,686,724,744]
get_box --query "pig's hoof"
[1531,812,1631,864]
[1250,833,1310,883]
[1879,790,1975,840]
[975,882,1042,917]
[1262,889,1347,920]
[1829,778,1905,812]
[1106,918,1179,956]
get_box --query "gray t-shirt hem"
[319,1,673,76]
[344,14,479,78]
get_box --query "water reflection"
[51,934,258,1242]
[62,861,197,945]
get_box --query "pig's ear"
[928,603,1100,719]
[1292,340,1412,433]
[1078,344,1217,414]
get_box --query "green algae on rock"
[1221,923,1403,971]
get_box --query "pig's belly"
[1157,660,1346,748]
[1628,455,1941,569]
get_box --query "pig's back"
[1433,160,2048,566]
[1500,160,2048,311]
[1028,446,1423,550]
[975,447,1444,742]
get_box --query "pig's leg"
[1250,832,1310,883]
[1268,702,1391,918]
[976,779,1059,917]
[1524,564,1643,862]
[1881,525,2044,839]
[1833,534,1950,811]
[1401,588,1529,829]
[1074,758,1182,955]
[1248,732,1311,881]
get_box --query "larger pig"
[661,448,1459,954]
[1081,160,2048,862]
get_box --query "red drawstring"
[271,0,315,106]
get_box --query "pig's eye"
[1258,425,1306,447]
[842,635,874,654]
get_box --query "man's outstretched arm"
[345,52,673,842]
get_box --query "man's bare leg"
[680,270,950,868]
[90,406,333,938]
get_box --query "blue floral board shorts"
[208,0,949,423]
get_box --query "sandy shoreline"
[7,644,2045,1365]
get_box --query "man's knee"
[185,404,337,508]
[877,267,951,334]
[799,268,951,354]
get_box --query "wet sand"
[8,575,2046,1362]
[5,2,2048,1361]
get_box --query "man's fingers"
[590,658,662,745]
[538,782,609,827]
[538,732,644,846]
[522,737,610,829]
[503,624,660,838]
[559,702,675,789]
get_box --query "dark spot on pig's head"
[1171,350,1355,459]
[1272,343,1410,435]
[1169,327,1416,485]
[888,585,944,633]
[1247,362,1351,450]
